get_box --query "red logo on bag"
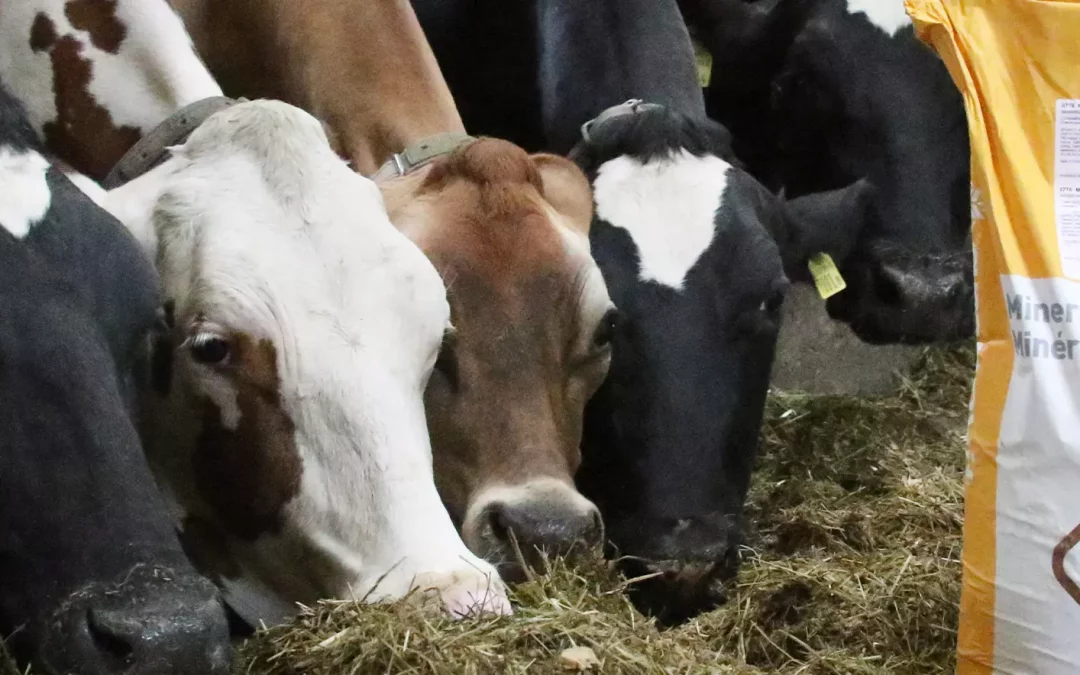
[1052,523,1080,605]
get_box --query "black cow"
[0,86,231,675]
[685,0,974,345]
[412,0,871,622]
[412,0,705,154]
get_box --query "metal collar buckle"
[372,132,475,181]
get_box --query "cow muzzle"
[33,568,231,675]
[827,248,975,345]
[612,512,743,626]
[462,480,604,581]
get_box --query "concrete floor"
[770,284,919,395]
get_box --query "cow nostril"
[87,609,136,663]
[487,505,512,545]
[873,266,905,307]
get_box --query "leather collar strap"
[371,132,474,181]
[579,98,666,144]
[102,96,242,189]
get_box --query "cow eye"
[593,308,620,349]
[761,289,786,314]
[189,333,231,365]
[434,330,460,390]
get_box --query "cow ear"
[774,179,874,281]
[533,153,594,237]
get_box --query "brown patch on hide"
[30,13,58,52]
[65,0,127,54]
[41,35,141,179]
[193,336,303,541]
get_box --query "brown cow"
[171,0,462,175]
[173,0,615,576]
[380,139,614,572]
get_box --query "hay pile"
[695,345,972,673]
[239,344,973,675]
[239,555,755,675]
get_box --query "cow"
[378,139,613,578]
[684,0,974,345]
[571,102,871,623]
[407,0,873,621]
[171,0,614,579]
[169,0,462,177]
[0,84,231,675]
[0,0,510,627]
[410,0,706,155]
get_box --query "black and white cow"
[411,0,872,621]
[572,107,870,623]
[0,85,231,675]
[686,0,974,345]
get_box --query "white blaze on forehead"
[0,147,51,238]
[847,0,912,35]
[593,150,731,290]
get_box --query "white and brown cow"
[172,0,616,579]
[0,0,509,626]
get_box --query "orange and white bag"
[906,1,1080,672]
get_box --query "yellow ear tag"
[694,41,712,88]
[807,253,847,300]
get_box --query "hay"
[696,344,973,674]
[238,553,756,675]
[239,344,973,674]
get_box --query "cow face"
[571,109,870,623]
[0,91,231,674]
[699,0,973,345]
[767,7,973,345]
[104,101,508,626]
[380,140,612,579]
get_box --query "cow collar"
[102,97,242,189]
[371,132,475,181]
[580,99,666,144]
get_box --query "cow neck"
[371,132,474,181]
[170,0,466,175]
[102,96,241,188]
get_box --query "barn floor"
[236,344,973,675]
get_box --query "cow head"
[571,107,871,623]
[769,6,973,344]
[0,89,230,674]
[696,0,974,345]
[103,101,508,625]
[380,139,613,579]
